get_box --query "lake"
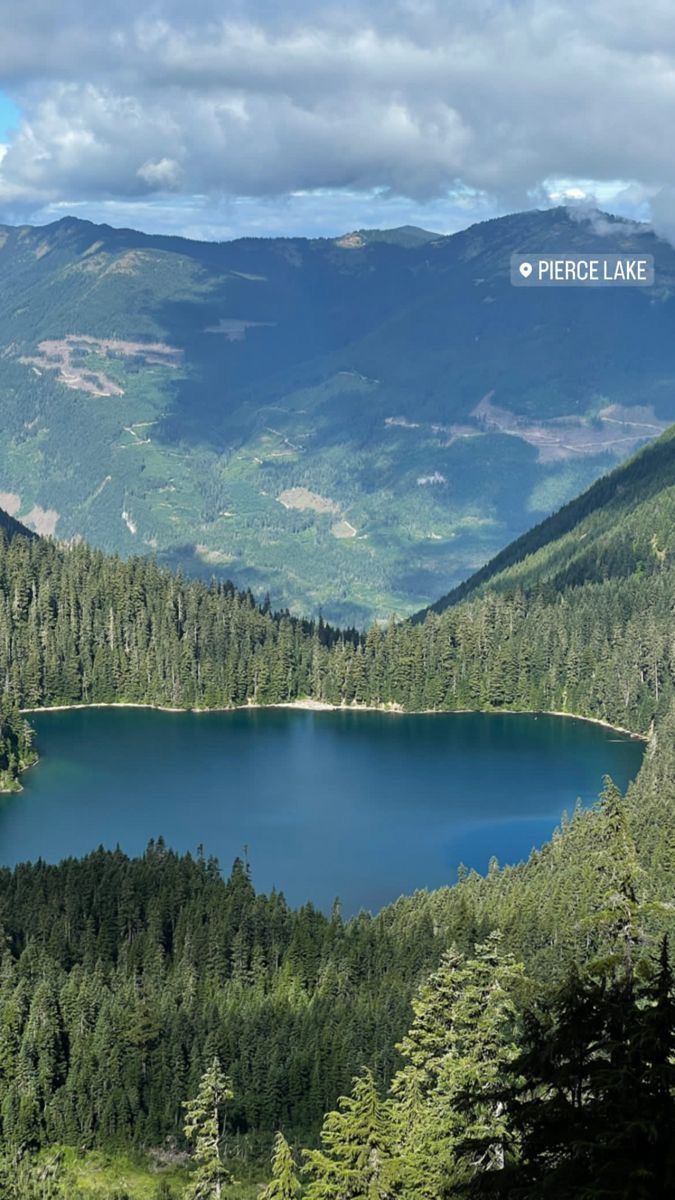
[0,708,644,914]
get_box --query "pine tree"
[304,1068,393,1199]
[589,777,646,978]
[260,1132,302,1200]
[480,969,609,1198]
[474,943,675,1199]
[182,1058,235,1200]
[391,934,524,1197]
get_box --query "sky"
[0,0,674,242]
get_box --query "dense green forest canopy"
[422,421,675,612]
[0,421,673,1195]
[0,420,673,795]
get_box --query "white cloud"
[137,157,182,189]
[0,1,675,234]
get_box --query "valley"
[0,414,672,1196]
[2,0,675,1187]
[2,208,675,622]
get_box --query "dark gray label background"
[511,252,655,287]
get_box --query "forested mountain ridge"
[422,421,675,613]
[2,207,675,622]
[0,507,34,543]
[0,416,673,792]
[0,508,671,743]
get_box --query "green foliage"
[466,944,675,1198]
[0,404,672,1187]
[153,1185,177,1200]
[0,510,34,544]
[300,936,675,1199]
[2,209,674,622]
[183,1059,234,1199]
[303,1069,394,1199]
[0,1148,62,1199]
[0,699,36,791]
[259,1134,301,1200]
[0,417,671,1149]
[0,847,439,1150]
[389,936,524,1197]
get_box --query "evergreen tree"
[474,944,675,1198]
[304,1069,393,1199]
[391,935,524,1197]
[182,1058,235,1200]
[260,1132,302,1200]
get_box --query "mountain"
[1,207,675,623]
[0,419,672,764]
[420,421,675,614]
[334,224,441,248]
[0,505,35,542]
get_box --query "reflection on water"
[0,708,644,914]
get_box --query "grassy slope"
[32,1146,260,1199]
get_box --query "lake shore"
[7,700,646,908]
[20,697,649,741]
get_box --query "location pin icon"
[519,262,533,278]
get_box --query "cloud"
[1,1,675,234]
[137,157,182,189]
[567,205,648,238]
[645,187,675,248]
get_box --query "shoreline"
[0,750,39,795]
[19,697,649,742]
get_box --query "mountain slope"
[1,207,675,622]
[420,422,675,614]
[335,224,440,247]
[0,506,36,542]
[0,416,672,746]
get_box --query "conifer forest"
[0,426,673,1198]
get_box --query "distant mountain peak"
[1,203,674,625]
[334,225,441,249]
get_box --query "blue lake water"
[0,708,644,914]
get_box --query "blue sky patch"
[0,93,20,141]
